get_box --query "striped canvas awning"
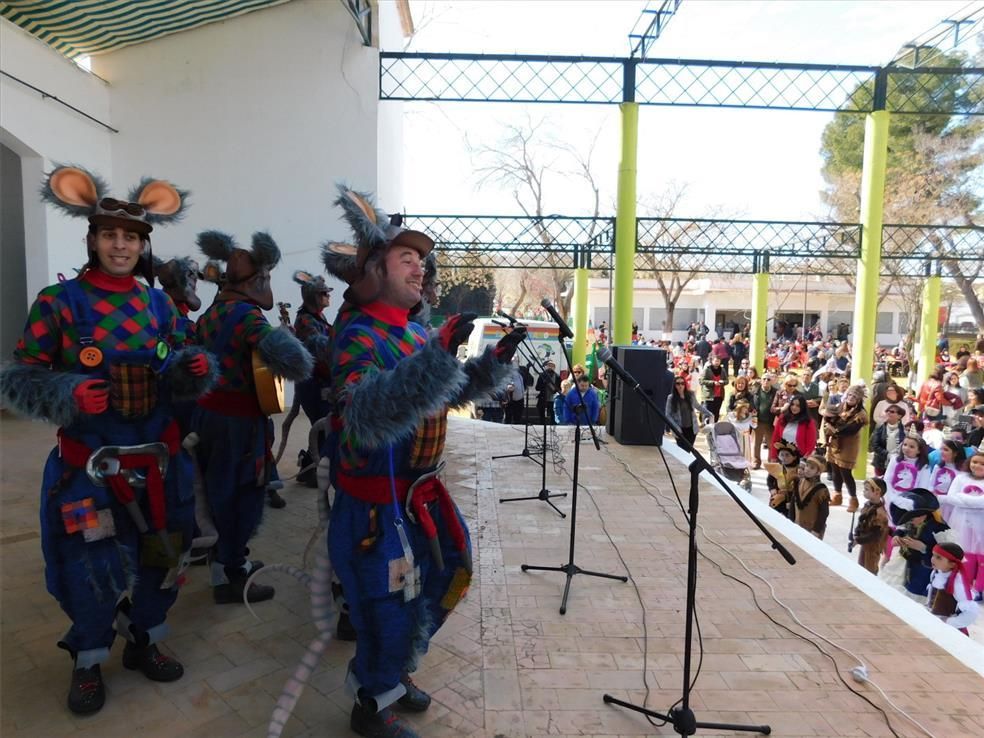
[0,0,295,59]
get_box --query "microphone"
[540,298,573,339]
[596,346,640,390]
[497,310,524,325]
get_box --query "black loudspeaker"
[606,345,670,446]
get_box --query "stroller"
[703,421,752,491]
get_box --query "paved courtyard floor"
[2,413,982,737]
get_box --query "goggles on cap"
[96,198,146,218]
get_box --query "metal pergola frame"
[380,51,983,113]
[403,214,982,278]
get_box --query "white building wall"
[0,20,114,296]
[88,0,379,325]
[375,0,405,209]
[588,276,907,345]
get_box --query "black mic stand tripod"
[520,332,627,614]
[495,320,567,518]
[599,348,793,736]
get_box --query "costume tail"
[273,392,302,464]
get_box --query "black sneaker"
[122,642,184,682]
[213,567,275,605]
[336,610,357,642]
[68,664,105,715]
[396,675,431,712]
[297,449,318,488]
[350,702,420,738]
[267,489,286,508]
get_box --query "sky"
[393,0,978,221]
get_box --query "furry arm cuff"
[344,339,468,449]
[258,327,314,382]
[0,361,86,427]
[166,347,219,401]
[303,333,332,362]
[448,346,513,408]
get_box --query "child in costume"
[926,542,980,634]
[883,431,932,559]
[322,186,524,738]
[889,489,951,601]
[853,478,890,574]
[192,230,313,604]
[946,448,984,599]
[765,439,800,519]
[0,166,215,714]
[929,439,964,523]
[792,455,831,539]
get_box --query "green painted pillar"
[916,271,942,388]
[850,82,889,482]
[572,265,589,366]
[750,259,769,373]
[613,101,639,346]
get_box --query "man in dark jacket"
[695,336,712,364]
[752,374,778,469]
[535,360,561,425]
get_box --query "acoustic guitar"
[251,302,293,416]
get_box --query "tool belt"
[57,422,181,557]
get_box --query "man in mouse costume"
[0,165,217,715]
[322,185,526,738]
[291,270,334,486]
[193,230,313,604]
[153,255,204,346]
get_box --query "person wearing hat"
[853,478,890,574]
[290,270,335,487]
[967,405,984,448]
[192,230,314,604]
[765,440,801,519]
[890,488,951,600]
[926,542,980,634]
[535,358,561,425]
[791,455,831,539]
[154,255,204,346]
[322,186,526,738]
[0,166,217,714]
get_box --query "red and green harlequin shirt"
[195,298,274,393]
[331,301,431,474]
[15,270,176,371]
[294,308,333,380]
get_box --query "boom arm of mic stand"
[623,378,795,565]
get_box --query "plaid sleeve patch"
[61,498,99,534]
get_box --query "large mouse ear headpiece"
[129,177,189,226]
[321,241,361,284]
[249,231,281,272]
[41,165,107,217]
[197,230,238,262]
[334,185,390,269]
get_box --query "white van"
[463,318,570,374]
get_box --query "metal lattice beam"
[380,52,984,114]
[881,224,984,277]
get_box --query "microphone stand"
[492,322,536,462]
[520,332,627,614]
[598,349,793,736]
[496,320,567,518]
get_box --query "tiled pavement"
[2,413,983,737]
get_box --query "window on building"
[876,312,893,334]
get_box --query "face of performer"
[377,245,424,310]
[778,449,796,466]
[862,479,883,502]
[844,388,863,408]
[900,438,920,459]
[969,454,984,479]
[92,225,144,277]
[317,290,331,310]
[798,459,820,479]
[930,550,957,572]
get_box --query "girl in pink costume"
[929,440,964,523]
[946,450,984,599]
[883,433,932,560]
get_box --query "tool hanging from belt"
[404,462,472,575]
[58,422,181,560]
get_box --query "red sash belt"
[336,471,411,504]
[57,421,180,533]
